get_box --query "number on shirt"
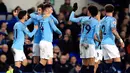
[40,22,44,31]
[102,25,106,35]
[85,25,91,34]
[15,29,17,39]
[82,24,91,34]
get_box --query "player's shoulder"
[14,21,22,28]
[81,16,91,23]
[108,16,116,21]
[15,21,21,26]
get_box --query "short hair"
[88,5,98,17]
[18,10,27,19]
[43,4,52,11]
[37,4,44,10]
[82,7,87,11]
[104,4,114,13]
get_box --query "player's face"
[24,13,28,20]
[87,10,91,16]
[46,7,53,14]
[37,8,43,15]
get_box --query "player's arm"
[24,18,33,26]
[22,25,38,38]
[50,14,59,25]
[94,24,101,42]
[69,11,83,23]
[111,19,124,48]
[33,18,39,26]
[99,30,103,41]
[30,12,41,20]
[49,19,62,35]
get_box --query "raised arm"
[69,11,83,23]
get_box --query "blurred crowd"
[0,0,130,73]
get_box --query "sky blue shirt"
[30,12,59,44]
[100,16,117,45]
[30,13,62,42]
[69,11,98,44]
[94,22,101,49]
[12,21,37,50]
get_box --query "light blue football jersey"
[100,16,117,45]
[69,11,98,44]
[12,21,37,50]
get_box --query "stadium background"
[0,0,130,73]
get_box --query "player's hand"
[34,25,38,30]
[73,3,78,12]
[13,10,18,17]
[120,42,125,49]
[59,34,62,39]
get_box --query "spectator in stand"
[53,46,61,58]
[0,32,7,49]
[65,53,70,63]
[65,29,72,38]
[14,6,22,14]
[58,35,73,53]
[69,64,81,73]
[53,46,61,69]
[54,54,71,73]
[0,21,8,35]
[58,12,66,24]
[78,7,87,17]
[120,15,130,35]
[7,9,19,32]
[70,56,77,68]
[60,0,73,20]
[0,0,7,13]
[0,54,8,72]
[0,44,14,65]
[100,8,105,19]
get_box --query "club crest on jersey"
[112,21,116,25]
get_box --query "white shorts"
[39,40,53,59]
[101,44,120,60]
[33,43,40,56]
[80,44,96,58]
[95,49,103,62]
[13,49,26,61]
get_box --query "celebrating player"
[69,3,99,73]
[31,4,62,72]
[12,10,38,73]
[100,4,124,73]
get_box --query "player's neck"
[20,19,25,23]
[106,13,113,17]
[44,13,51,18]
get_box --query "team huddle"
[11,2,124,73]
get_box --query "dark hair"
[27,7,35,14]
[43,4,52,11]
[75,64,81,67]
[18,10,27,19]
[14,6,21,11]
[105,4,114,13]
[88,5,98,17]
[37,4,44,10]
[82,7,87,11]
